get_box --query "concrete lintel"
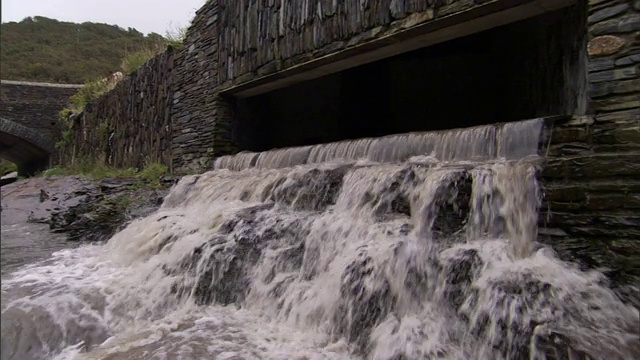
[223,0,577,98]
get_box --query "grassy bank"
[39,161,169,188]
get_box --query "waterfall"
[213,118,545,170]
[2,119,638,360]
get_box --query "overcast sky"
[1,0,207,35]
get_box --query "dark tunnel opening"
[231,2,587,152]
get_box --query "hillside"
[0,16,169,84]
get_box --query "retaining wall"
[62,53,174,169]
[539,0,640,305]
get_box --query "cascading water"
[1,119,638,360]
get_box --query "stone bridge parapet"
[0,80,83,174]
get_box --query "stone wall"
[54,0,230,175]
[63,52,174,169]
[170,0,229,174]
[61,0,584,175]
[0,80,82,143]
[539,0,639,304]
[216,0,499,88]
[214,0,577,93]
[234,3,588,152]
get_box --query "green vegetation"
[137,163,170,184]
[40,161,136,179]
[120,44,165,74]
[0,16,174,83]
[0,159,18,175]
[119,23,188,73]
[164,23,188,49]
[40,161,169,188]
[54,77,118,150]
[67,79,117,114]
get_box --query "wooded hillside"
[1,16,169,84]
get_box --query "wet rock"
[398,223,412,236]
[533,331,592,360]
[43,177,172,242]
[39,189,49,202]
[456,274,633,359]
[432,172,472,239]
[371,167,419,220]
[539,235,640,307]
[263,242,305,284]
[159,175,181,187]
[98,179,135,193]
[173,206,310,306]
[333,250,396,352]
[0,172,18,186]
[192,249,250,305]
[218,203,274,234]
[126,190,166,219]
[465,279,554,358]
[390,194,411,216]
[588,35,626,57]
[440,248,483,310]
[403,262,430,301]
[268,274,297,300]
[268,166,349,211]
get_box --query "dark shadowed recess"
[231,3,587,152]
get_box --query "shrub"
[120,44,164,74]
[0,159,18,175]
[164,23,188,49]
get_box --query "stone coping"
[0,79,84,88]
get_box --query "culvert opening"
[230,2,587,153]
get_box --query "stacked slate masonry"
[63,1,225,173]
[0,80,82,145]
[171,0,236,174]
[540,0,639,304]
[63,52,174,169]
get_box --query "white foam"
[3,156,638,360]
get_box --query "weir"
[2,119,638,359]
[214,119,546,171]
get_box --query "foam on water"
[2,119,638,360]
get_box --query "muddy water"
[1,178,79,276]
[1,120,638,360]
[1,222,68,277]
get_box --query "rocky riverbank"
[1,175,178,242]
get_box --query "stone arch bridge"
[0,80,83,175]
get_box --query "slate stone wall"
[54,1,223,174]
[216,0,520,89]
[62,52,174,170]
[216,0,550,90]
[170,1,230,174]
[539,0,639,305]
[0,80,82,144]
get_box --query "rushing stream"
[1,119,638,360]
